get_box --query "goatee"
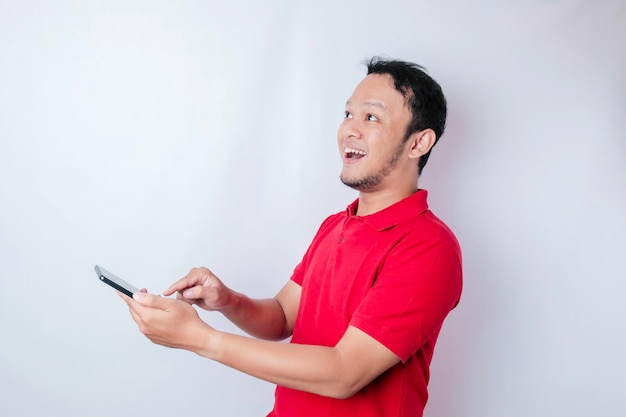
[340,138,405,191]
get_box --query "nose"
[338,117,362,140]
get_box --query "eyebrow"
[345,100,388,111]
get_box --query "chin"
[340,173,383,191]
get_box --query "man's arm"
[123,293,400,399]
[204,324,401,399]
[163,267,301,341]
[215,280,301,341]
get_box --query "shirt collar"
[346,189,430,231]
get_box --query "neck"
[356,183,418,216]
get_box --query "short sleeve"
[350,238,462,362]
[290,261,305,286]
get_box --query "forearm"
[124,291,397,399]
[220,292,290,341]
[193,328,357,399]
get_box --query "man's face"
[337,74,413,192]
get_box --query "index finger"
[162,267,209,296]
[163,276,193,297]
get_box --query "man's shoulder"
[405,209,462,256]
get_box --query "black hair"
[366,56,447,174]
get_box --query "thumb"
[132,292,167,309]
[182,285,205,300]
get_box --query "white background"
[1,1,624,416]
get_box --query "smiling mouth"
[344,147,366,160]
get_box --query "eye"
[367,114,378,122]
[344,111,353,119]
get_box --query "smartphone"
[95,265,139,297]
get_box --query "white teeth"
[344,147,366,155]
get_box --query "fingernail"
[133,292,145,301]
[183,290,193,298]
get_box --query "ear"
[407,129,437,160]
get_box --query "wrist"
[218,289,242,315]
[189,323,221,360]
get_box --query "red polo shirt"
[268,190,462,417]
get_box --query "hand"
[163,267,233,312]
[120,291,212,351]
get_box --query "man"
[122,57,462,417]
